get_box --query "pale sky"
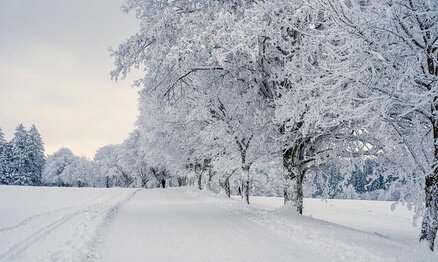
[0,0,141,158]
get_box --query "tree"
[212,0,376,212]
[322,0,438,250]
[27,125,45,186]
[94,144,137,188]
[0,142,13,185]
[62,156,95,187]
[193,80,275,204]
[0,128,10,184]
[43,148,77,186]
[114,0,278,203]
[149,165,170,188]
[10,124,31,185]
[0,128,6,184]
[94,145,121,188]
[43,148,96,187]
[119,130,151,188]
[0,128,5,146]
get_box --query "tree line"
[0,125,45,186]
[108,0,437,250]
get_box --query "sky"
[0,0,141,158]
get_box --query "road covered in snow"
[0,186,437,261]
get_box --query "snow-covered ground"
[247,196,421,246]
[0,186,138,261]
[0,186,436,261]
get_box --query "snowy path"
[91,189,305,262]
[1,186,437,261]
[91,188,437,262]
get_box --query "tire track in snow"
[0,206,77,234]
[0,193,107,234]
[0,193,123,261]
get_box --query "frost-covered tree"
[136,92,200,186]
[113,0,278,203]
[148,165,170,188]
[308,161,395,200]
[0,128,5,147]
[0,128,10,184]
[94,145,121,188]
[43,148,77,186]
[0,128,6,183]
[194,80,275,204]
[27,125,45,186]
[43,148,96,187]
[94,144,136,188]
[10,124,32,185]
[135,65,276,202]
[119,130,151,188]
[321,0,438,250]
[0,142,13,185]
[206,0,377,212]
[62,156,95,187]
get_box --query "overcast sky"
[0,0,140,158]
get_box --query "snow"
[246,197,420,245]
[0,186,138,261]
[0,186,437,261]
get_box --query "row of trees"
[43,137,394,202]
[42,131,178,189]
[42,148,95,187]
[0,125,45,186]
[109,0,438,250]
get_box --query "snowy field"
[0,186,437,262]
[0,186,138,261]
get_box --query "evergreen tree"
[10,124,31,185]
[0,142,13,185]
[27,125,45,186]
[0,128,5,145]
[0,128,8,184]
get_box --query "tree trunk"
[241,166,250,204]
[105,176,110,188]
[224,176,231,198]
[177,177,186,187]
[141,178,148,188]
[197,173,202,190]
[161,179,166,188]
[420,118,438,250]
[420,173,438,251]
[283,144,304,214]
[188,174,194,186]
[283,168,304,214]
[204,169,212,191]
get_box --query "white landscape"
[1,0,437,261]
[0,186,436,262]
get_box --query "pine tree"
[27,125,45,186]
[0,128,8,184]
[0,128,5,145]
[10,124,31,185]
[1,142,13,185]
